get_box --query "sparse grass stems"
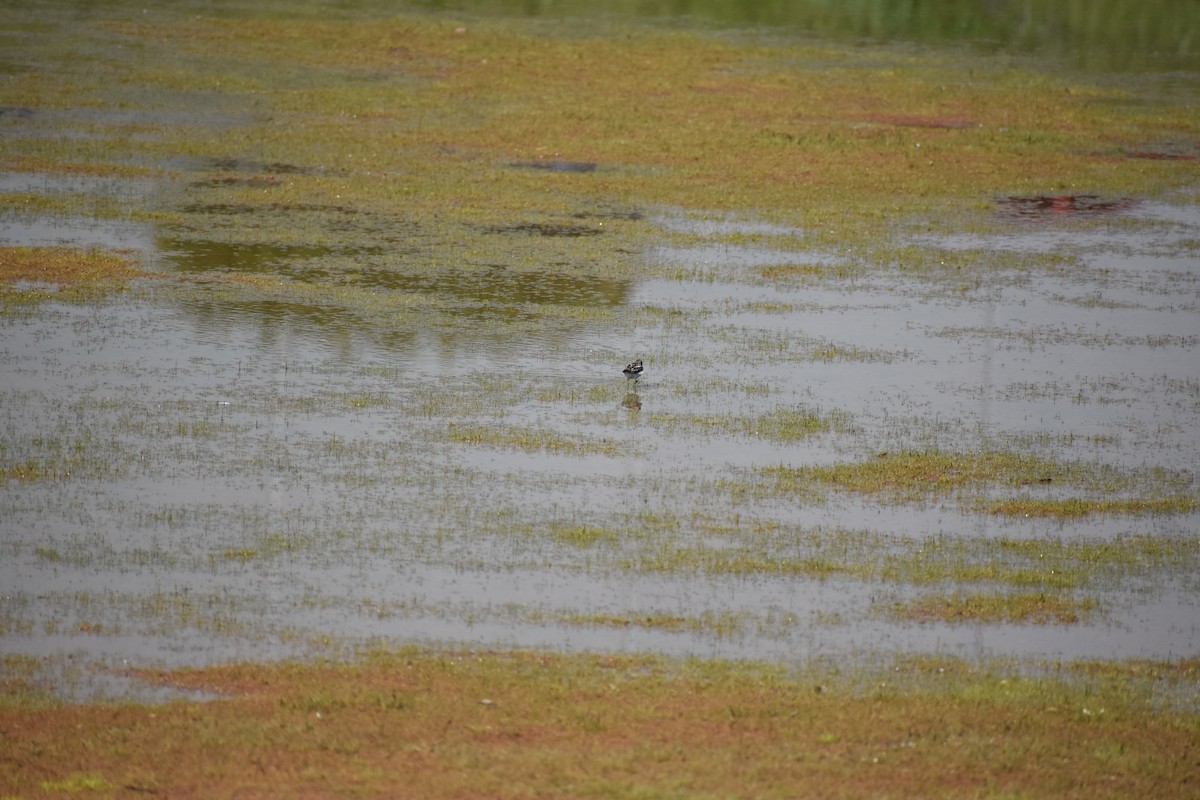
[650,407,852,440]
[885,591,1102,625]
[627,529,1198,593]
[985,495,1198,518]
[447,423,622,457]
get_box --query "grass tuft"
[886,591,1101,624]
[0,246,152,302]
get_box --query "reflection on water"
[156,225,631,360]
[484,221,604,237]
[160,236,379,277]
[996,194,1139,222]
[357,264,629,307]
[187,297,355,330]
[0,213,156,251]
[160,234,629,307]
[187,156,326,177]
[510,159,598,173]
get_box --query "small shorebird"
[622,358,644,384]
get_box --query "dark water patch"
[484,221,605,237]
[180,203,273,216]
[357,264,629,308]
[179,202,361,216]
[1126,149,1197,161]
[187,175,283,190]
[864,114,977,129]
[997,194,1139,222]
[198,157,321,176]
[0,105,35,120]
[510,159,597,173]
[176,157,331,188]
[572,207,645,222]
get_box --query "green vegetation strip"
[2,648,1196,798]
[763,449,1198,518]
[3,8,1196,257]
[625,530,1196,595]
[651,407,853,440]
[448,423,622,456]
[886,591,1101,625]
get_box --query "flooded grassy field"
[1,0,1199,793]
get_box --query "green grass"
[650,407,853,440]
[767,450,1063,498]
[885,591,1102,625]
[629,545,852,579]
[762,449,1198,517]
[984,496,1199,518]
[447,423,623,457]
[3,647,1197,799]
[625,529,1198,594]
[558,610,749,637]
[0,246,152,305]
[3,7,1195,262]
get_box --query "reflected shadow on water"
[160,236,382,278]
[996,194,1139,222]
[357,264,629,307]
[160,233,630,310]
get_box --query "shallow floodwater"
[3,193,1199,698]
[1,0,1199,700]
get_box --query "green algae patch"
[3,648,1197,799]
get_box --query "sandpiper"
[622,358,644,383]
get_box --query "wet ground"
[1,1,1198,700]
[3,191,1198,698]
